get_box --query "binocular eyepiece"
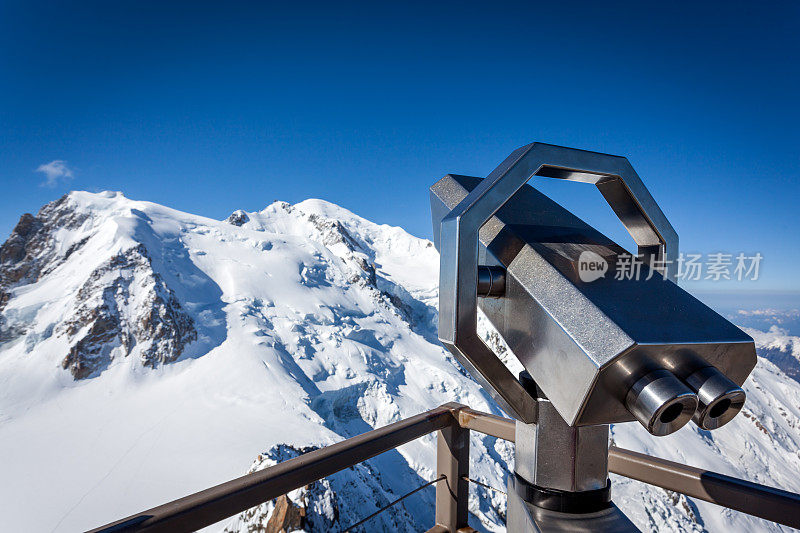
[686,366,747,430]
[625,370,697,436]
[624,359,746,436]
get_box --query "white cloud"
[36,160,74,187]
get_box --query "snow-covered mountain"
[0,191,798,532]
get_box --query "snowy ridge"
[0,191,798,532]
[743,325,800,384]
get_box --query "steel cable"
[340,475,446,532]
[462,475,507,495]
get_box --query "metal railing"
[90,403,800,533]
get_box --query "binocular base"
[509,375,640,531]
[507,476,639,532]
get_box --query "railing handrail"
[90,403,800,533]
[456,406,800,528]
[88,404,459,533]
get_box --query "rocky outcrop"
[0,213,44,285]
[227,210,250,226]
[223,445,340,533]
[306,213,360,252]
[0,195,89,290]
[0,196,90,342]
[226,437,431,532]
[0,194,197,378]
[60,244,196,379]
[264,495,306,533]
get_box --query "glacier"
[0,191,798,532]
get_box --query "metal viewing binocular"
[430,143,756,437]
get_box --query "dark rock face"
[0,214,42,266]
[61,303,126,380]
[0,213,46,290]
[227,210,250,226]
[60,244,197,379]
[0,195,89,299]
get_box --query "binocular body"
[430,144,756,436]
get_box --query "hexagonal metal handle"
[437,143,678,422]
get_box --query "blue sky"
[1,1,798,293]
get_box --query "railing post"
[432,414,471,532]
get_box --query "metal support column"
[432,418,472,533]
[507,375,639,532]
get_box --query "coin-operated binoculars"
[430,143,757,531]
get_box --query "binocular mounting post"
[507,373,638,532]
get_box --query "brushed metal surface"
[515,399,609,492]
[430,146,757,429]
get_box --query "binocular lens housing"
[685,366,746,430]
[625,369,698,436]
